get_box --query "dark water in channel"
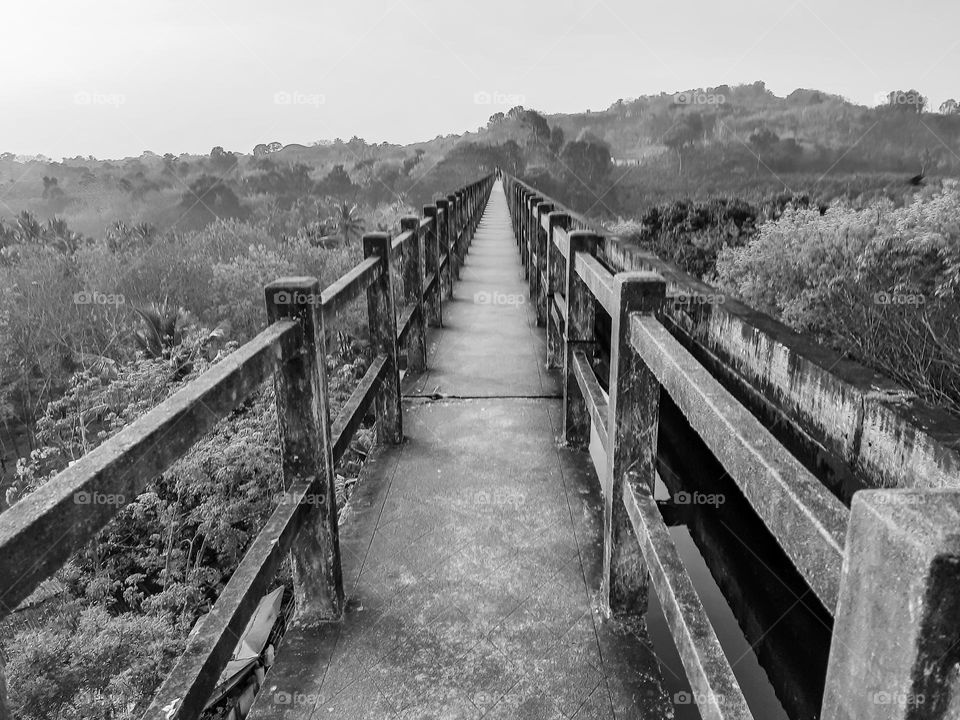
[644,394,834,720]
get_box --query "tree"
[548,126,565,155]
[401,150,425,175]
[41,176,63,200]
[208,146,238,173]
[661,114,702,174]
[520,110,551,144]
[559,139,612,186]
[161,153,178,176]
[940,99,959,115]
[178,175,245,227]
[886,89,926,114]
[132,302,191,360]
[748,127,779,172]
[319,164,356,198]
[253,142,283,157]
[487,112,505,127]
[330,202,365,245]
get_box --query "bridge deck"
[252,183,670,719]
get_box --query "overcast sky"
[2,0,958,159]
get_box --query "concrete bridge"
[1,174,959,720]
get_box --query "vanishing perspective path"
[251,182,668,719]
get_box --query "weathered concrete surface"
[821,489,960,720]
[404,186,558,399]
[630,314,848,614]
[600,239,960,499]
[503,176,960,499]
[250,183,670,719]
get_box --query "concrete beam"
[821,489,960,720]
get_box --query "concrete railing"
[502,176,960,503]
[0,174,494,720]
[503,172,960,720]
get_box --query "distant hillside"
[2,82,957,235]
[477,82,960,172]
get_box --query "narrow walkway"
[252,183,670,719]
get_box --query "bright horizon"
[2,0,958,160]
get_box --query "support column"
[422,204,442,327]
[546,211,570,368]
[363,233,402,444]
[563,231,599,445]
[821,490,960,720]
[535,201,553,327]
[264,277,344,622]
[400,217,427,372]
[601,271,666,619]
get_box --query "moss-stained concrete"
[599,233,960,498]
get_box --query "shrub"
[715,183,960,414]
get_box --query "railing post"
[563,231,599,445]
[456,190,468,266]
[446,193,460,281]
[527,195,542,289]
[465,187,474,243]
[519,189,530,259]
[602,271,666,618]
[264,277,344,622]
[422,204,442,327]
[435,198,453,298]
[400,217,427,373]
[546,211,570,368]
[461,189,471,259]
[363,233,403,444]
[515,186,523,246]
[534,201,553,327]
[821,490,960,720]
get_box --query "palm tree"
[330,201,365,245]
[132,301,189,359]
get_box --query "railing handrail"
[502,170,960,720]
[510,176,960,498]
[0,173,495,720]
